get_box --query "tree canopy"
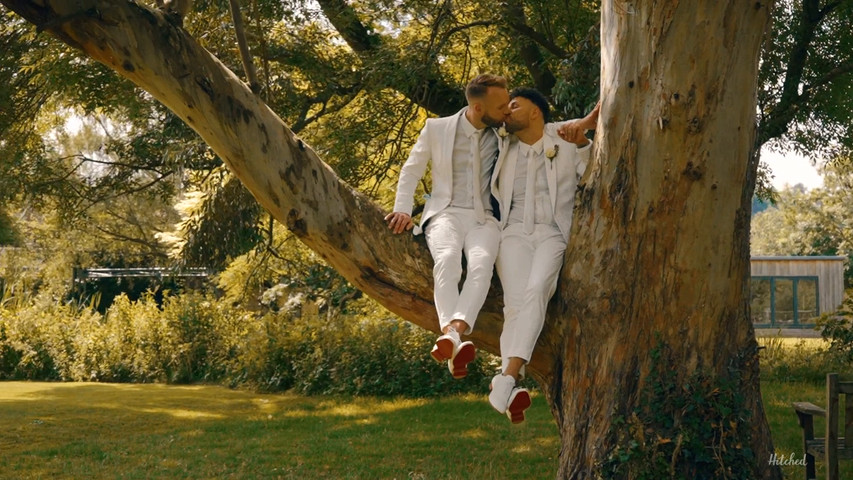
[2,0,852,279]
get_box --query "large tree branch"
[0,0,527,371]
[501,0,557,95]
[227,0,259,93]
[757,0,838,146]
[505,20,569,58]
[314,0,464,116]
[314,0,380,53]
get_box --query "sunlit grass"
[0,382,559,479]
[1,366,851,479]
[762,378,853,480]
[756,335,827,350]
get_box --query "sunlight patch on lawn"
[179,429,205,438]
[461,427,488,439]
[134,407,224,419]
[512,444,533,454]
[315,398,429,417]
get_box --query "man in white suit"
[488,88,592,423]
[385,74,511,379]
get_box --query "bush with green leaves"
[757,334,850,383]
[817,294,853,364]
[601,341,755,480]
[0,291,503,397]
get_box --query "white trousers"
[424,207,500,334]
[495,223,567,371]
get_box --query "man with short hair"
[488,87,592,423]
[386,74,511,379]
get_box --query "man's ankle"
[449,320,469,335]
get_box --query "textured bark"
[2,0,781,477]
[546,1,782,477]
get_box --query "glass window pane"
[774,278,794,325]
[750,278,772,324]
[796,278,818,324]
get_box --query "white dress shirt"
[506,139,557,229]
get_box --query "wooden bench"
[792,373,853,480]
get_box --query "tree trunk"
[544,1,781,477]
[2,0,781,477]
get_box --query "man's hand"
[384,212,414,234]
[557,121,591,147]
[558,100,600,146]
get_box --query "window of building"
[750,276,819,328]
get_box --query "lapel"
[440,110,465,172]
[491,135,508,189]
[544,135,558,215]
[502,140,520,209]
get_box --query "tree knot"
[287,208,307,237]
[682,161,704,181]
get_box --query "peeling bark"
[548,1,781,477]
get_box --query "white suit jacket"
[393,109,507,235]
[490,123,591,242]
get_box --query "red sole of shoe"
[431,338,454,362]
[507,390,531,424]
[451,343,476,378]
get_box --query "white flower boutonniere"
[497,125,508,138]
[545,145,559,161]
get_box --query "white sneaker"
[447,341,475,379]
[430,331,460,363]
[505,388,531,424]
[489,374,515,414]
[489,374,531,423]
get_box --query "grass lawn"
[0,378,850,479]
[0,382,559,479]
[761,378,853,480]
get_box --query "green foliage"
[158,169,262,269]
[550,16,600,121]
[0,209,20,246]
[757,335,850,383]
[750,161,853,287]
[600,342,754,480]
[817,293,853,364]
[758,0,853,159]
[236,310,501,397]
[0,291,502,397]
[214,220,359,314]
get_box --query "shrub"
[255,314,501,397]
[0,293,93,380]
[601,341,754,480]
[0,291,504,397]
[757,333,852,384]
[817,295,853,364]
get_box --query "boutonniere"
[545,145,559,161]
[497,125,508,138]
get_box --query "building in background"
[750,256,846,329]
